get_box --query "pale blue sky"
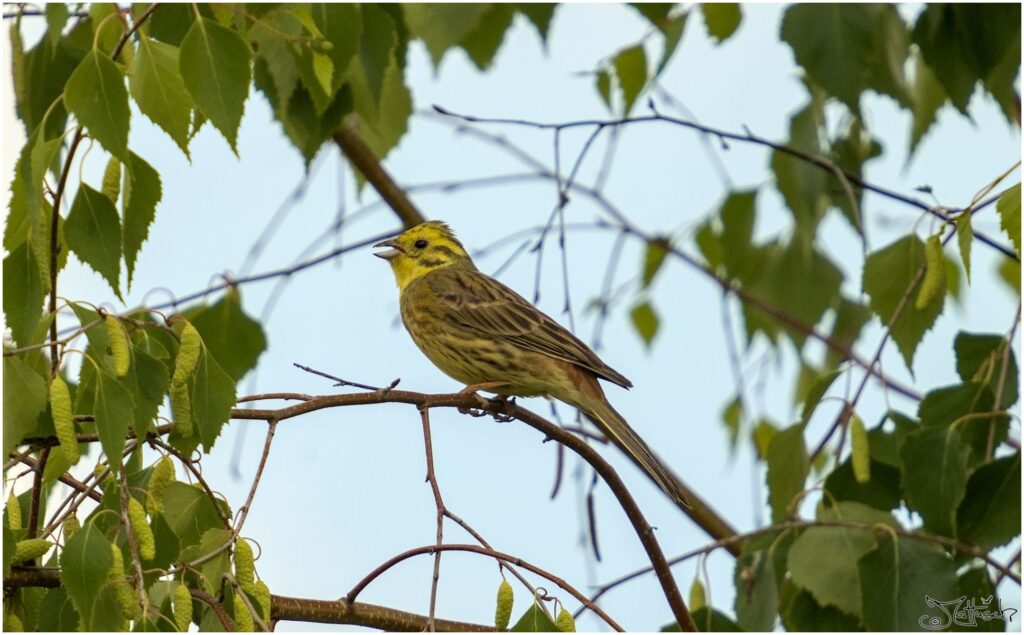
[4,3,1021,631]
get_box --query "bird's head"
[373,221,475,290]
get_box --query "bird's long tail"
[581,396,692,510]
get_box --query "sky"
[3,3,1021,632]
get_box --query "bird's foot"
[457,381,511,414]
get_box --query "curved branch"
[432,106,1019,261]
[344,543,625,632]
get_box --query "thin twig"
[118,467,148,617]
[420,408,444,632]
[25,447,49,540]
[432,106,1018,261]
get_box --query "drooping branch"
[1,567,492,632]
[344,542,625,632]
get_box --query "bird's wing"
[425,268,632,388]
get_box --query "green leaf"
[667,607,742,632]
[45,4,68,45]
[17,32,81,137]
[123,152,163,290]
[718,190,757,280]
[694,219,723,272]
[517,4,557,45]
[64,184,123,301]
[721,396,742,454]
[148,513,181,578]
[189,348,237,452]
[996,182,1020,256]
[950,568,1004,632]
[64,50,131,162]
[60,521,123,631]
[93,367,135,475]
[734,549,778,631]
[130,34,194,156]
[751,419,778,460]
[630,4,673,27]
[771,99,828,240]
[595,68,612,111]
[799,369,840,424]
[124,345,170,439]
[869,411,917,468]
[147,3,195,45]
[912,4,1020,112]
[179,17,252,152]
[781,4,910,113]
[830,118,882,234]
[38,587,80,632]
[744,240,843,349]
[787,501,897,617]
[655,13,687,78]
[402,4,489,68]
[824,456,902,512]
[765,423,808,521]
[858,532,958,631]
[629,300,659,348]
[954,332,1018,409]
[3,241,44,347]
[510,602,559,632]
[311,3,361,93]
[3,356,48,457]
[459,4,515,71]
[957,452,1020,550]
[900,425,969,537]
[161,482,225,548]
[250,14,302,112]
[180,528,232,595]
[186,289,267,381]
[702,3,741,43]
[862,235,944,372]
[918,383,1008,463]
[780,586,860,632]
[909,51,947,154]
[825,297,871,370]
[358,4,397,110]
[998,258,1020,295]
[641,238,669,288]
[613,44,647,115]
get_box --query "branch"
[2,568,493,631]
[25,447,49,540]
[432,106,1019,261]
[332,115,426,229]
[8,452,100,502]
[231,389,697,630]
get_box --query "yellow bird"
[374,221,690,509]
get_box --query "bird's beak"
[373,239,404,260]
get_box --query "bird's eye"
[414,239,429,249]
